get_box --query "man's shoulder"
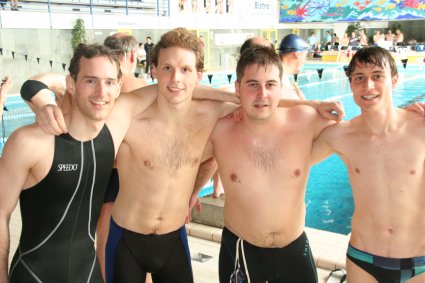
[5,124,53,153]
[400,108,425,130]
[193,99,232,116]
[121,75,149,92]
[285,104,318,118]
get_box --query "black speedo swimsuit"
[9,125,114,283]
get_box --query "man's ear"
[392,74,399,87]
[65,75,76,96]
[130,50,136,63]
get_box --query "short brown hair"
[68,43,122,81]
[346,46,398,80]
[150,28,204,72]
[236,45,283,83]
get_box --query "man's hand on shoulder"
[405,102,425,123]
[36,104,67,135]
[310,100,345,122]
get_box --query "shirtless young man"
[395,29,404,46]
[196,45,334,282]
[311,46,425,283]
[0,44,123,283]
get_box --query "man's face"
[350,61,397,112]
[68,56,121,121]
[235,64,281,121]
[155,46,202,104]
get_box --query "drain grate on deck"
[191,252,213,263]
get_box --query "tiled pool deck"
[9,203,349,282]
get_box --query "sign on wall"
[279,0,425,22]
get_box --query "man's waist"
[350,228,425,258]
[111,212,185,236]
[224,221,304,248]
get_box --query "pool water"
[2,62,425,235]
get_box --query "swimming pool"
[2,62,425,235]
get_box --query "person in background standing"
[144,36,154,76]
[359,29,368,47]
[332,33,340,48]
[325,30,333,48]
[395,28,404,46]
[307,32,317,52]
[137,42,147,77]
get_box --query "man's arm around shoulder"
[21,73,67,113]
[310,120,341,165]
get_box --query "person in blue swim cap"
[278,34,309,100]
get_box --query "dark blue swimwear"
[219,227,318,283]
[347,244,425,283]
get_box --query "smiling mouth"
[168,86,184,92]
[90,100,107,106]
[362,94,379,101]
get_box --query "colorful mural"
[279,0,425,22]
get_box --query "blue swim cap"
[278,34,308,53]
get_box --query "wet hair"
[68,43,122,81]
[236,45,283,83]
[150,28,204,72]
[346,46,398,81]
[103,33,138,57]
[240,37,274,55]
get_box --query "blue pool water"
[2,62,425,235]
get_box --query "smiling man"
[195,45,334,282]
[312,46,425,283]
[0,44,122,282]
[102,28,239,283]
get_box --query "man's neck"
[240,112,278,135]
[156,93,193,121]
[65,113,105,141]
[360,106,399,135]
